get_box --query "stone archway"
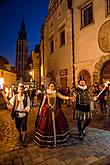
[93,54,110,83]
[100,60,110,82]
[78,69,91,87]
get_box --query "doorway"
[78,70,91,87]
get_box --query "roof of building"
[48,0,59,10]
[0,55,16,73]
[0,56,9,66]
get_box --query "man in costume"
[73,76,93,141]
[7,83,30,146]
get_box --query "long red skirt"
[34,105,69,147]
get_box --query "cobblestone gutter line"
[88,156,110,165]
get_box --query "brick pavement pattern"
[0,105,110,165]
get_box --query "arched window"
[100,60,110,83]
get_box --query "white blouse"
[10,94,30,118]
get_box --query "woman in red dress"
[34,81,73,147]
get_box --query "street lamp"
[30,70,34,82]
[0,77,4,90]
[30,71,32,76]
[30,71,32,82]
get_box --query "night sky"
[0,0,49,66]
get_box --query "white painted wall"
[73,0,110,84]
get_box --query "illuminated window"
[81,2,93,28]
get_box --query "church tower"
[16,20,29,81]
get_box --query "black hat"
[78,76,86,83]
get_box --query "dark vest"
[11,94,28,119]
[14,94,28,110]
[75,87,90,112]
[23,94,28,109]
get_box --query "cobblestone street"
[0,105,110,165]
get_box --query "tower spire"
[18,19,27,40]
[16,19,29,81]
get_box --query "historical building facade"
[24,45,41,87]
[41,0,73,89]
[0,56,16,88]
[40,26,45,86]
[16,20,29,82]
[31,45,41,87]
[73,0,110,86]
